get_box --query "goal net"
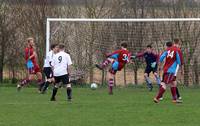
[46,18,200,86]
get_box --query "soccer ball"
[90,83,98,90]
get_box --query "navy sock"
[67,88,72,99]
[42,81,50,92]
[176,87,180,98]
[51,87,58,99]
[39,82,45,91]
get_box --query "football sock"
[21,78,30,86]
[155,76,161,87]
[51,87,58,99]
[145,76,152,88]
[156,86,166,99]
[67,87,72,99]
[176,87,180,98]
[42,81,50,92]
[38,79,45,91]
[102,59,111,68]
[171,87,177,100]
[108,78,114,93]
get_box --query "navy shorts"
[145,65,158,76]
[43,67,53,79]
[54,74,69,85]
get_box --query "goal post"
[45,18,200,85]
[46,18,200,56]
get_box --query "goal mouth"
[46,18,200,85]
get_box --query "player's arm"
[158,51,167,71]
[106,50,121,57]
[178,49,184,74]
[127,52,134,63]
[151,50,160,64]
[29,51,36,60]
[130,50,145,60]
[51,55,56,71]
[136,51,145,58]
[67,54,73,76]
[48,53,53,67]
[176,51,181,65]
[25,48,29,61]
[159,51,167,63]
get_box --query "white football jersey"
[52,51,72,76]
[43,50,54,68]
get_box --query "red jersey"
[160,46,181,74]
[25,47,37,65]
[173,46,184,65]
[107,49,130,70]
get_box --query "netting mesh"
[49,21,200,85]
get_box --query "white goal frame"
[46,18,200,56]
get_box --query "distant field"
[0,86,199,126]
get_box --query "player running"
[17,37,44,92]
[50,44,73,101]
[132,45,160,91]
[95,42,131,95]
[154,41,182,103]
[41,44,59,94]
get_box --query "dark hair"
[147,44,152,48]
[121,42,128,48]
[174,38,180,44]
[66,50,70,54]
[59,44,65,49]
[166,41,173,47]
[50,44,58,50]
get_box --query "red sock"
[156,86,165,99]
[102,59,111,68]
[108,78,114,93]
[21,78,30,86]
[170,87,177,100]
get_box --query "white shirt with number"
[43,50,54,68]
[52,51,72,77]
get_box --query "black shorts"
[54,74,69,85]
[145,65,158,75]
[43,67,53,79]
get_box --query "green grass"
[0,86,200,126]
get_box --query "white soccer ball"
[90,83,98,90]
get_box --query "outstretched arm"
[106,50,121,57]
[136,51,145,58]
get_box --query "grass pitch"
[0,85,200,126]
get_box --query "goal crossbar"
[46,18,200,56]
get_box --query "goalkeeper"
[132,45,161,91]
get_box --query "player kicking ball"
[17,37,44,92]
[50,44,73,101]
[132,45,161,91]
[41,44,59,94]
[95,42,131,95]
[154,41,182,104]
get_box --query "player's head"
[27,37,34,47]
[121,42,127,49]
[58,44,65,51]
[51,44,59,53]
[173,38,181,48]
[166,41,173,48]
[146,44,152,53]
